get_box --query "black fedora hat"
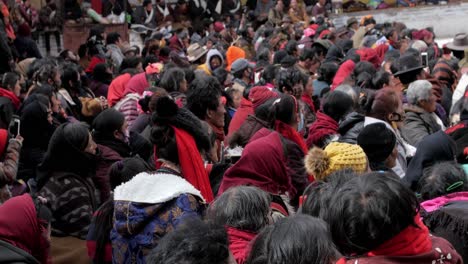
[394,54,424,76]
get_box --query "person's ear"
[206,109,214,121]
[113,130,120,139]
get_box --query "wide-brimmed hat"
[186,43,208,62]
[394,54,424,76]
[446,33,468,51]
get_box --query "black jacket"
[338,112,365,144]
[0,240,39,264]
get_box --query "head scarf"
[0,194,51,264]
[219,129,296,198]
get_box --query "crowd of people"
[0,0,468,263]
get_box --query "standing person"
[312,0,327,18]
[0,8,14,74]
[133,0,157,29]
[268,0,284,27]
[106,32,125,74]
[38,0,61,55]
[14,23,42,60]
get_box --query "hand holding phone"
[8,115,20,138]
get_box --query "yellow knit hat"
[305,142,368,181]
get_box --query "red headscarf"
[107,73,132,107]
[172,126,214,202]
[331,60,355,90]
[249,86,279,110]
[306,111,339,148]
[219,129,296,198]
[0,87,20,110]
[123,72,149,96]
[85,56,106,74]
[0,194,50,264]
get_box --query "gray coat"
[401,104,442,147]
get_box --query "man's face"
[145,3,152,11]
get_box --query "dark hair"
[186,76,222,120]
[37,123,95,190]
[106,32,121,45]
[301,169,358,219]
[61,63,80,92]
[277,69,304,93]
[151,97,211,164]
[92,157,151,263]
[371,70,391,90]
[159,67,186,93]
[262,65,279,84]
[92,63,113,84]
[91,109,125,142]
[317,62,338,84]
[322,90,354,122]
[2,72,19,91]
[213,67,229,86]
[285,40,298,55]
[267,94,296,126]
[146,219,231,264]
[418,161,468,201]
[364,87,401,121]
[120,57,142,73]
[327,172,419,255]
[246,214,340,264]
[143,55,159,68]
[300,47,317,62]
[207,186,271,232]
[353,61,376,81]
[34,64,59,86]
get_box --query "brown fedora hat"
[446,33,468,51]
[187,43,208,62]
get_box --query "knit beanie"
[305,142,368,181]
[357,123,396,163]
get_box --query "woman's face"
[210,56,221,71]
[232,91,242,109]
[13,80,21,97]
[305,77,314,97]
[84,132,98,155]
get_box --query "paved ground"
[332,2,468,39]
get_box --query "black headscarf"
[404,131,457,190]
